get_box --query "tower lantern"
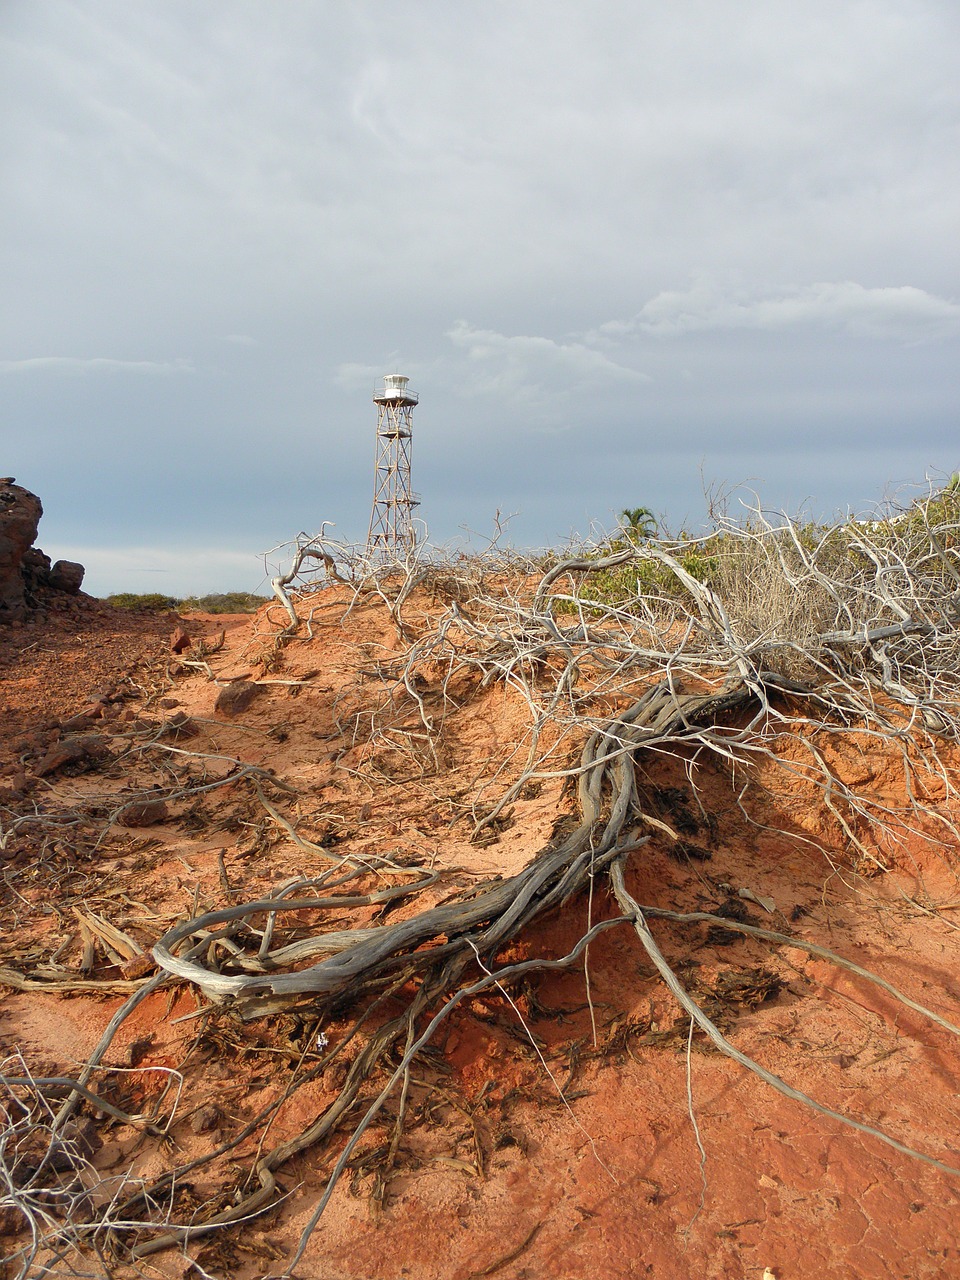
[366,374,420,555]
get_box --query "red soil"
[1,589,959,1280]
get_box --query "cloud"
[597,282,960,342]
[448,321,650,402]
[0,356,193,376]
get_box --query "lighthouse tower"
[366,374,420,555]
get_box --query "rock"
[0,481,86,620]
[34,734,112,777]
[129,716,160,734]
[121,953,157,979]
[0,481,42,622]
[215,680,260,718]
[0,773,27,802]
[49,560,85,593]
[21,547,52,590]
[34,737,87,776]
[61,714,96,733]
[160,711,199,739]
[59,1118,101,1159]
[190,1104,221,1134]
[76,1119,102,1156]
[117,799,169,827]
[170,623,192,654]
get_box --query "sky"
[2,1,959,596]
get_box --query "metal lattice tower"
[366,374,420,555]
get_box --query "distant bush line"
[103,592,271,614]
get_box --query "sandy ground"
[1,588,959,1280]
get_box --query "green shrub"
[104,591,270,613]
[105,592,179,611]
[553,539,721,616]
[177,592,270,614]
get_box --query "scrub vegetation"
[104,592,270,614]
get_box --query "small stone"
[47,1140,81,1172]
[34,737,86,776]
[190,1104,221,1134]
[60,1118,101,1158]
[121,953,156,979]
[35,733,114,775]
[170,624,192,654]
[61,713,95,733]
[0,774,26,801]
[160,710,199,739]
[117,799,169,828]
[215,680,260,718]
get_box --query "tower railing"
[373,387,419,406]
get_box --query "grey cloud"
[447,322,650,403]
[0,356,194,376]
[596,282,960,342]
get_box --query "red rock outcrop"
[0,478,42,621]
[0,477,85,622]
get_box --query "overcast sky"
[2,1,958,595]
